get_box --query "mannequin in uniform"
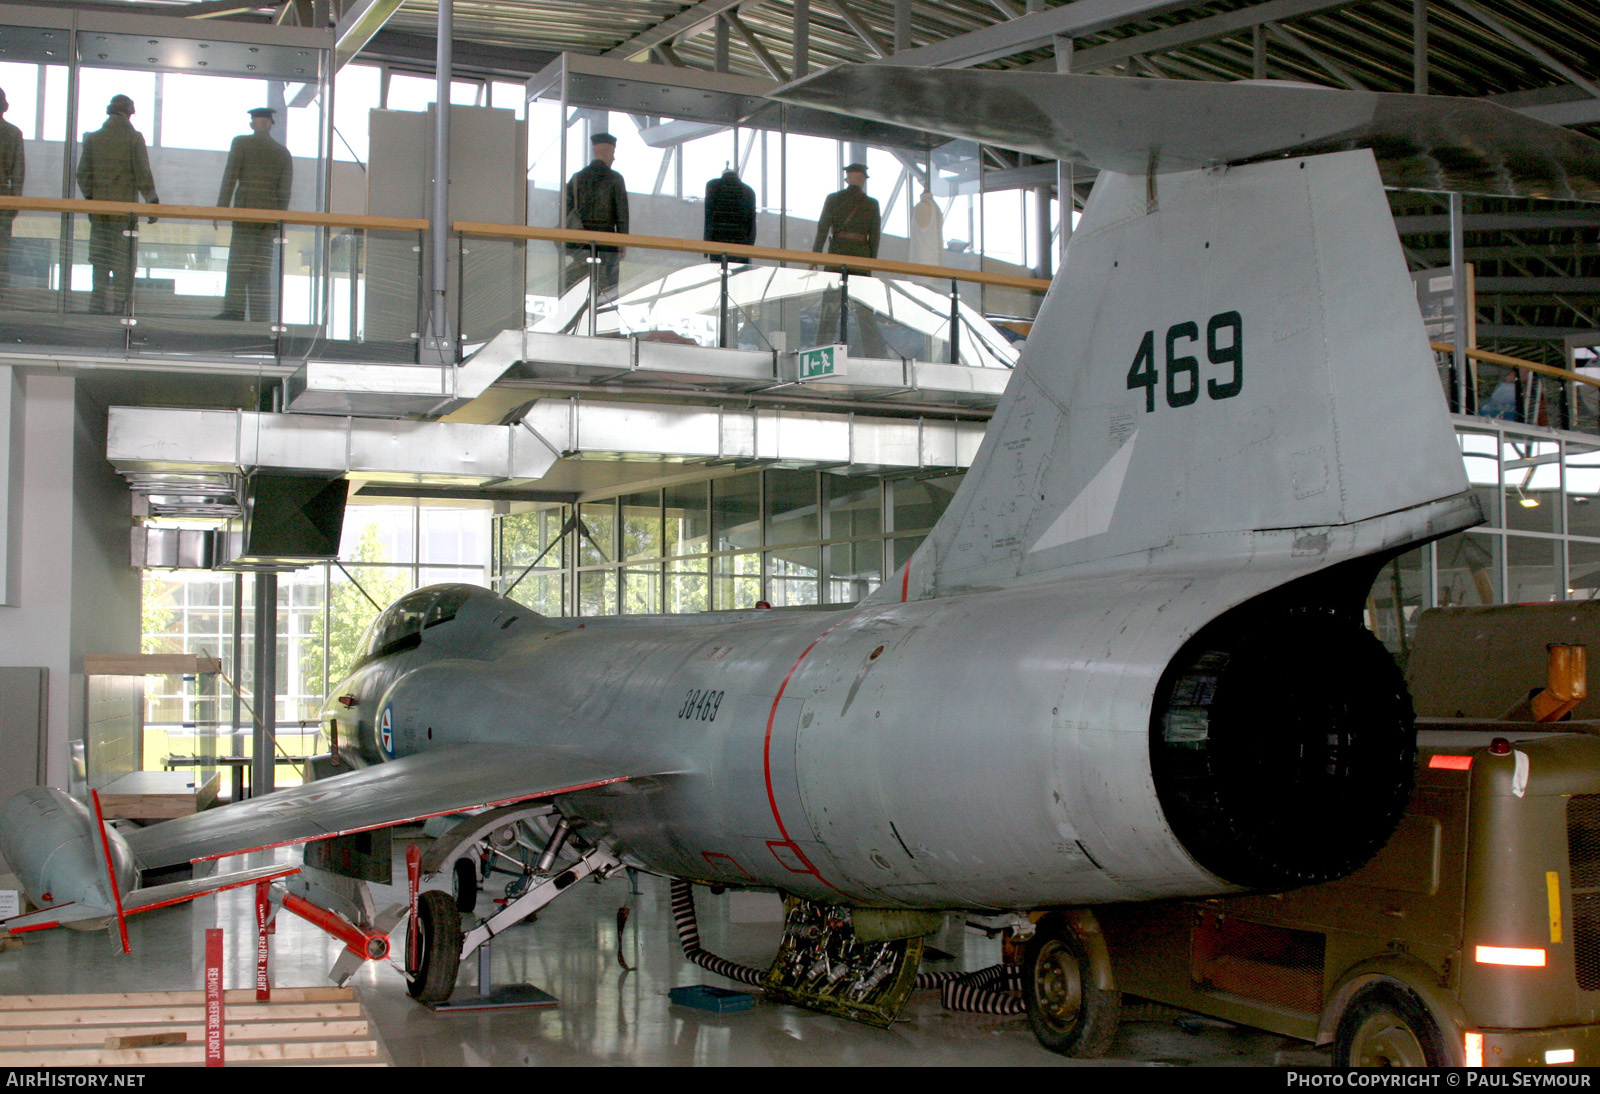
[0,89,23,288]
[565,132,628,297]
[215,106,293,321]
[76,94,159,313]
[704,166,756,249]
[813,163,885,356]
[812,162,879,258]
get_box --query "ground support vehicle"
[1087,603,1600,1067]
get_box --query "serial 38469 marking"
[1126,311,1243,412]
[678,689,726,722]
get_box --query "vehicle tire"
[453,857,478,915]
[407,889,463,1004]
[1021,914,1121,1057]
[1333,982,1448,1067]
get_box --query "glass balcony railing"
[4,194,1595,443]
[458,221,1034,370]
[0,195,1042,377]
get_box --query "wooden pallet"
[0,986,386,1066]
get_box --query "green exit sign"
[798,344,847,381]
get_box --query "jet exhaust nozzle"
[1151,608,1416,890]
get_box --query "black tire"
[453,858,478,915]
[407,889,463,1004]
[1021,914,1121,1057]
[1333,983,1449,1067]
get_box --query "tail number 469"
[1127,311,1242,412]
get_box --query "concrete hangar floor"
[0,829,1300,1067]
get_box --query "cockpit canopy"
[355,584,491,667]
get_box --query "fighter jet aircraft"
[7,71,1592,1054]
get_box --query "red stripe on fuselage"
[761,615,862,892]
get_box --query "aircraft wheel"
[1021,914,1120,1057]
[407,890,463,1004]
[453,858,478,914]
[1333,983,1447,1067]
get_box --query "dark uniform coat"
[566,160,628,238]
[77,114,158,310]
[0,118,22,281]
[704,170,756,247]
[77,114,157,205]
[812,183,880,259]
[215,131,293,320]
[565,159,628,294]
[217,132,292,212]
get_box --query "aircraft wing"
[122,746,651,871]
[4,864,300,935]
[3,902,115,933]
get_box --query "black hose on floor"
[669,878,765,986]
[668,879,1025,1012]
[916,964,1026,1015]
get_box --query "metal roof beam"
[726,10,789,81]
[335,0,402,68]
[603,0,758,61]
[878,0,1223,69]
[821,0,890,59]
[1477,278,1600,295]
[1263,20,1366,89]
[1056,0,1361,73]
[1445,0,1600,102]
[1395,212,1600,233]
[1492,86,1600,127]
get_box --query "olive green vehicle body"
[1097,602,1600,1067]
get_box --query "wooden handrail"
[0,195,427,232]
[452,221,1056,292]
[0,193,1054,294]
[1430,340,1600,389]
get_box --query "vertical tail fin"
[900,149,1476,599]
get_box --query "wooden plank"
[84,653,223,676]
[0,1019,371,1047]
[97,771,220,821]
[1,1039,382,1066]
[0,1002,364,1026]
[0,986,383,1067]
[104,1032,186,1049]
[0,986,355,1009]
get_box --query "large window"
[140,501,490,784]
[1369,421,1600,663]
[494,469,962,617]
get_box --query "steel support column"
[421,0,454,366]
[251,572,278,797]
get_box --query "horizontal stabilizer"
[121,863,301,915]
[3,902,111,934]
[3,864,300,935]
[772,67,1600,201]
[123,745,657,871]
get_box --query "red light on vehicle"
[1475,945,1546,967]
[1429,754,1473,770]
[1465,1032,1484,1067]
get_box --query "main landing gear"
[1019,909,1121,1058]
[403,804,623,1005]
